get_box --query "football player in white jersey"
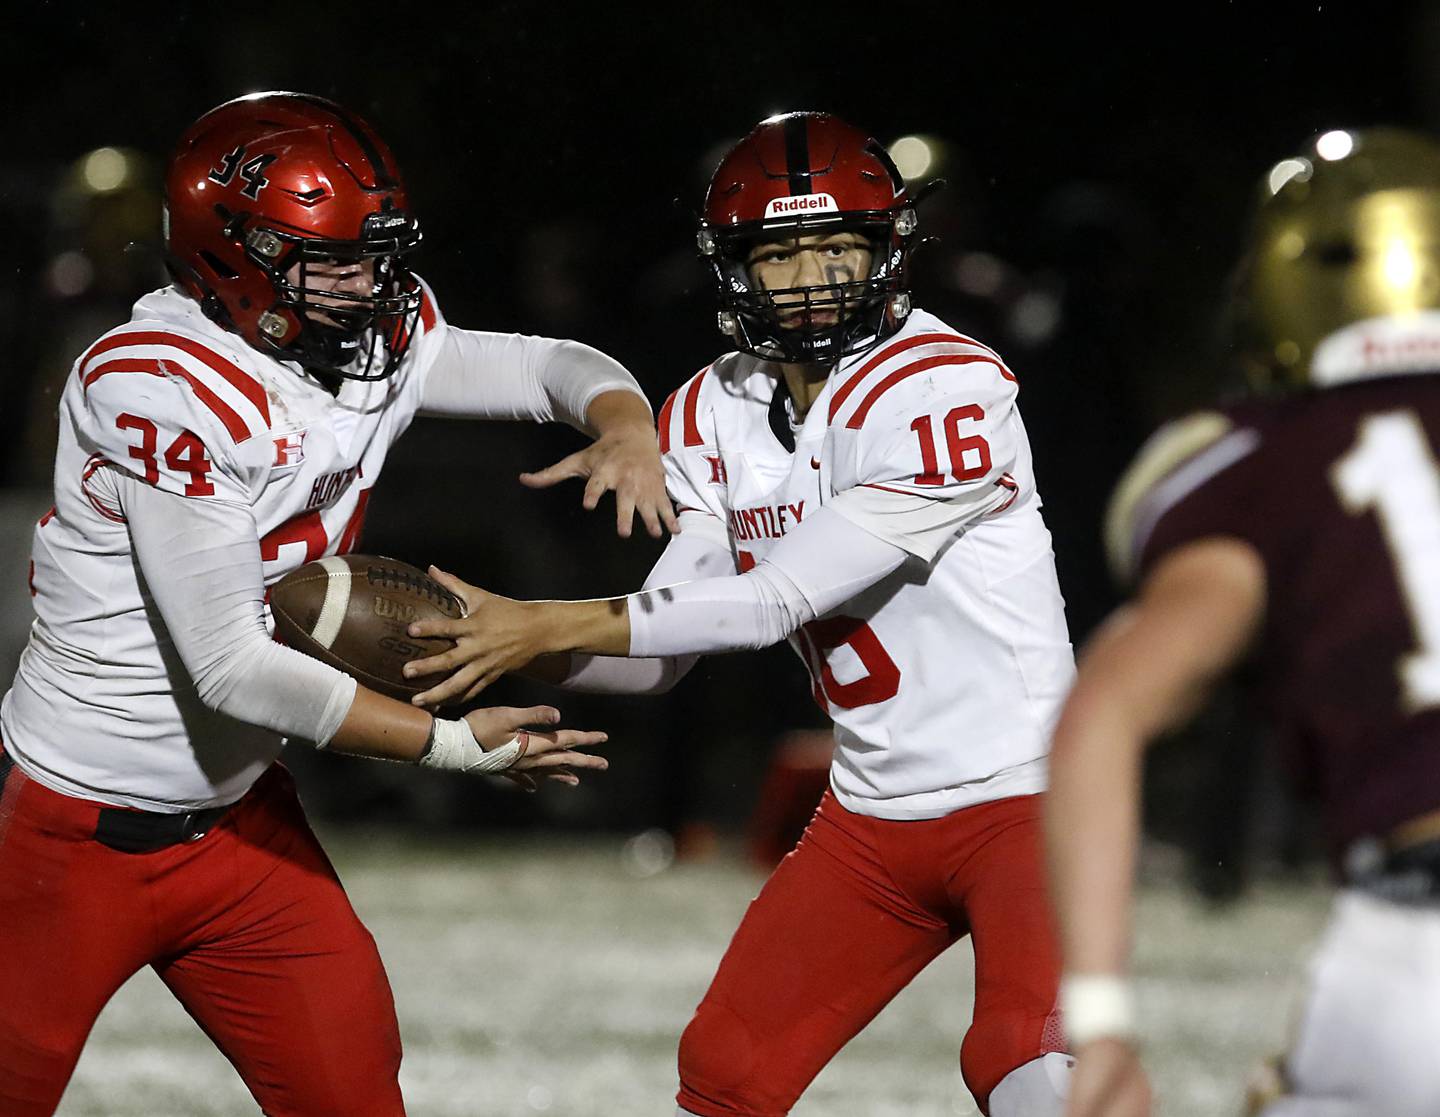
[0,92,667,1117]
[404,113,1079,1116]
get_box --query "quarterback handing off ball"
[270,555,464,702]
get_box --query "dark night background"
[2,2,1431,882]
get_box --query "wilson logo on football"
[763,193,839,219]
[373,596,418,622]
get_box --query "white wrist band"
[417,718,527,774]
[1060,973,1137,1047]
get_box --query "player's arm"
[404,362,1020,705]
[1045,538,1263,1117]
[404,503,910,706]
[420,324,674,538]
[115,473,606,784]
[520,509,737,694]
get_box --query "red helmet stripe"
[287,92,395,189]
[81,331,271,428]
[82,357,256,443]
[783,115,813,196]
[843,353,997,430]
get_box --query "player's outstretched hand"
[519,424,677,540]
[463,704,608,791]
[1066,1039,1152,1117]
[405,567,547,706]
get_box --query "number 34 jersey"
[659,310,1076,821]
[2,283,448,811]
[1108,369,1440,859]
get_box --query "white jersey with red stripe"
[1,282,449,810]
[656,309,1075,819]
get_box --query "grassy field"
[55,832,1332,1116]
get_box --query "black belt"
[0,746,229,853]
[95,802,232,853]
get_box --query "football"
[269,554,465,702]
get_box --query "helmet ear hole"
[198,249,239,280]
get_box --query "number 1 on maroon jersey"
[1332,409,1440,710]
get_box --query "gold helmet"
[1236,127,1440,390]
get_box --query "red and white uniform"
[3,281,640,812]
[648,308,1075,818]
[0,279,644,1117]
[564,309,1075,1116]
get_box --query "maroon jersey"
[1110,373,1440,858]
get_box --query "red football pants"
[677,790,1065,1117]
[0,756,404,1117]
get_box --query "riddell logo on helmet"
[764,193,839,219]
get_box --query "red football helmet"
[699,112,917,362]
[164,92,423,380]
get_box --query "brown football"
[269,554,465,702]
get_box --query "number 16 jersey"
[658,310,1076,821]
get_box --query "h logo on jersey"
[704,455,728,485]
[273,431,308,468]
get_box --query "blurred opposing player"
[0,91,669,1116]
[1046,128,1440,1117]
[405,112,1078,1115]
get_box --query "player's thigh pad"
[940,795,1066,1111]
[155,767,404,1117]
[0,757,159,1115]
[677,792,953,1116]
[1275,889,1440,1117]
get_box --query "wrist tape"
[1060,973,1137,1047]
[418,718,526,774]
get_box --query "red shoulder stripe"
[419,288,437,334]
[830,332,1018,422]
[82,358,166,390]
[828,334,970,421]
[656,387,680,454]
[657,366,712,452]
[948,331,1016,382]
[844,353,995,430]
[82,331,271,428]
[680,365,710,447]
[83,357,254,443]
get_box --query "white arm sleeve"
[558,510,733,694]
[627,504,908,658]
[118,473,358,746]
[418,325,649,429]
